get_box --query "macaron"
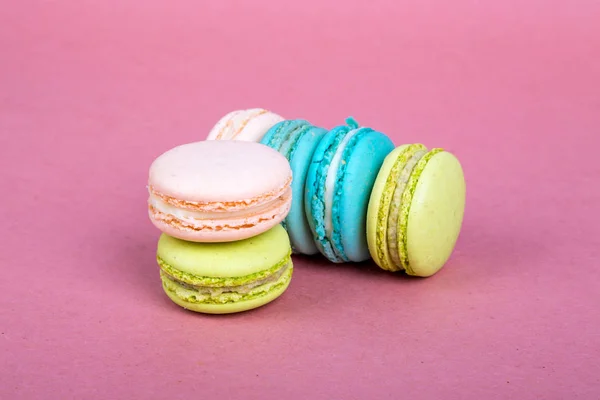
[158,224,293,314]
[148,140,292,242]
[366,144,466,277]
[207,108,284,142]
[260,120,328,255]
[305,118,395,263]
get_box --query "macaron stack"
[147,138,295,314]
[147,107,466,314]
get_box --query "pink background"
[1,1,599,398]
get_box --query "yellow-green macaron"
[157,225,293,314]
[366,144,466,277]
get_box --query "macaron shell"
[149,194,291,242]
[406,151,466,277]
[149,141,291,203]
[286,126,327,254]
[162,274,292,314]
[304,126,351,262]
[366,145,411,268]
[157,224,291,277]
[148,141,292,242]
[206,110,243,140]
[261,120,309,150]
[337,131,395,261]
[235,112,284,142]
[157,225,293,314]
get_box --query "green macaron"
[366,144,466,277]
[157,224,293,314]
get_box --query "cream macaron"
[207,108,284,142]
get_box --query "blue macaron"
[261,120,328,254]
[304,118,395,263]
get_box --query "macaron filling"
[386,148,428,268]
[397,148,443,274]
[149,188,291,221]
[373,144,421,270]
[309,125,352,261]
[158,254,293,305]
[324,127,363,257]
[210,110,241,139]
[148,175,292,212]
[263,120,308,154]
[329,127,376,262]
[214,109,268,140]
[148,187,292,232]
[280,124,312,161]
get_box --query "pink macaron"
[147,141,292,242]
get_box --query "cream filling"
[161,261,292,303]
[219,109,267,140]
[278,128,300,157]
[149,188,291,224]
[386,149,427,267]
[211,110,242,139]
[324,128,361,237]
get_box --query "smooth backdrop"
[1,1,599,398]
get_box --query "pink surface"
[1,1,599,398]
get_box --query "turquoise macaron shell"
[305,122,395,262]
[261,120,327,255]
[337,129,394,261]
[260,119,309,155]
[305,125,350,262]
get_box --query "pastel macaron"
[260,120,328,255]
[305,118,395,263]
[366,144,466,277]
[158,224,293,314]
[207,108,284,142]
[148,140,292,242]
